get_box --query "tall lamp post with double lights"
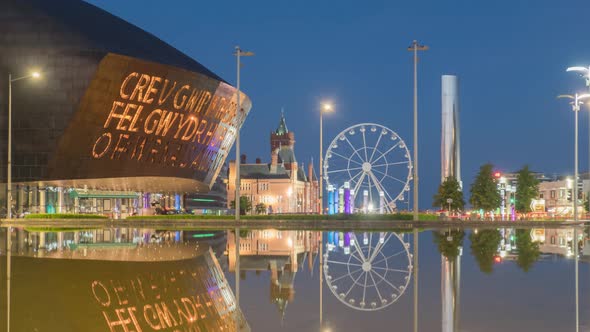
[557,93,590,331]
[567,66,590,194]
[234,46,254,221]
[557,93,590,225]
[7,71,40,219]
[407,40,428,221]
[319,102,333,214]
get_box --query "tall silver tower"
[441,75,461,186]
[441,75,462,332]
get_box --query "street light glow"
[32,71,40,78]
[322,102,333,112]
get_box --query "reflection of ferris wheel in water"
[323,123,412,213]
[324,232,412,311]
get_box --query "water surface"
[0,225,587,331]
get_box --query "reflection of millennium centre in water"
[0,228,249,331]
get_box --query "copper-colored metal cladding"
[441,75,461,186]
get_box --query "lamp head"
[32,71,40,78]
[321,102,333,112]
[566,66,589,74]
[234,46,254,57]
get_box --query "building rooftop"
[20,0,224,81]
[278,146,297,164]
[240,163,290,180]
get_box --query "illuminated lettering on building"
[90,70,244,174]
[43,53,251,190]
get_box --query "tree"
[433,176,465,212]
[469,230,501,274]
[433,229,465,261]
[470,163,501,214]
[255,203,267,215]
[515,165,540,214]
[230,196,252,215]
[515,229,540,272]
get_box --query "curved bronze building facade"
[0,0,251,192]
[0,0,251,214]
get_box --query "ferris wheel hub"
[362,162,372,173]
[362,261,372,272]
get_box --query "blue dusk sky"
[86,0,590,208]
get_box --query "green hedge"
[126,213,438,221]
[24,213,108,219]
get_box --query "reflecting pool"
[0,226,588,331]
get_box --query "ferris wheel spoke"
[372,249,407,265]
[374,174,400,214]
[368,132,384,163]
[329,151,364,166]
[369,233,393,262]
[371,268,402,293]
[343,136,366,163]
[351,234,368,262]
[345,271,366,297]
[367,171,396,205]
[348,169,364,186]
[367,174,377,208]
[331,268,362,283]
[366,232,375,259]
[327,166,363,174]
[371,168,407,186]
[371,141,402,165]
[361,129,369,161]
[350,252,363,264]
[327,260,363,267]
[352,173,367,199]
[362,270,369,304]
[350,246,363,263]
[373,266,409,274]
[372,160,410,168]
[369,271,385,303]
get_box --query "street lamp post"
[567,66,590,207]
[407,40,428,221]
[7,72,40,219]
[319,103,332,214]
[233,47,254,221]
[558,93,590,224]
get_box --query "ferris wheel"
[323,231,413,311]
[323,123,412,213]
